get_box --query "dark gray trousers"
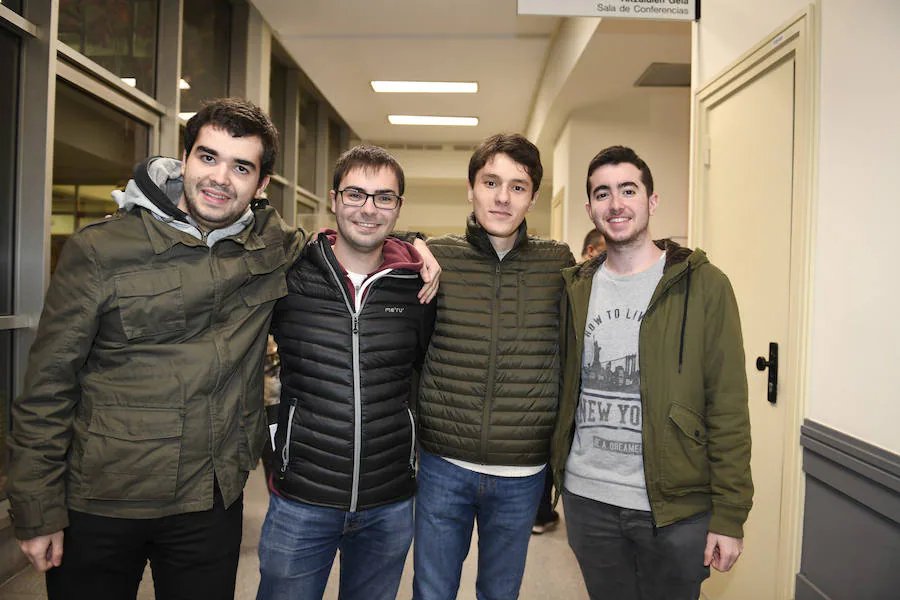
[563,490,710,600]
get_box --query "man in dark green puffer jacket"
[413,134,575,600]
[550,145,753,600]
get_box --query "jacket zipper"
[406,407,417,472]
[480,261,502,460]
[280,399,298,475]
[319,240,396,512]
[638,259,691,528]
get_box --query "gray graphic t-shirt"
[564,253,665,511]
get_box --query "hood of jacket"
[563,238,709,373]
[318,229,424,273]
[112,156,254,247]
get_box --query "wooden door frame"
[689,7,818,599]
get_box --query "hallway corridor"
[0,466,589,599]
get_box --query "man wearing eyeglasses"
[257,145,435,600]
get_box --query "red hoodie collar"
[320,228,424,275]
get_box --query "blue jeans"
[412,452,546,600]
[257,493,414,600]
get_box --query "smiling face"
[330,166,402,258]
[179,125,269,231]
[468,152,536,253]
[585,162,658,249]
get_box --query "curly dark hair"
[183,98,279,184]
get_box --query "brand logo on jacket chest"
[384,306,406,314]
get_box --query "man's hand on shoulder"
[704,532,743,572]
[413,237,441,304]
[18,530,64,572]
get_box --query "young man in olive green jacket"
[550,146,752,600]
[7,99,439,600]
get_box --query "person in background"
[551,145,752,600]
[580,228,606,261]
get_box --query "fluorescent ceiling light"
[388,115,478,127]
[178,112,197,121]
[179,78,191,90]
[372,81,478,94]
[121,77,137,87]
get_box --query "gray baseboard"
[796,420,900,600]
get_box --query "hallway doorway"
[692,12,816,600]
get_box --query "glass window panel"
[0,27,19,503]
[266,181,286,216]
[52,80,150,272]
[1,0,24,15]
[297,89,318,192]
[0,330,10,500]
[181,0,231,112]
[58,0,159,97]
[0,29,19,315]
[269,59,287,175]
[327,118,344,177]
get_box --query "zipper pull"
[495,263,501,298]
[352,315,359,335]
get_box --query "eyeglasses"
[337,188,402,210]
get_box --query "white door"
[696,57,796,600]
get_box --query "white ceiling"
[253,0,691,153]
[253,0,560,144]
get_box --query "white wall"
[553,90,691,254]
[808,0,900,453]
[694,0,900,453]
[693,0,810,87]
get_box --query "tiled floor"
[0,467,589,599]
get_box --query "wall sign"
[517,0,699,22]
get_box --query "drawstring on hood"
[112,156,255,247]
[677,261,692,373]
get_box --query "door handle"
[755,342,778,405]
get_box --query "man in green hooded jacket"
[550,145,753,600]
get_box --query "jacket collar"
[464,212,529,258]
[566,238,698,282]
[141,206,266,254]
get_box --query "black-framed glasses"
[337,188,402,210]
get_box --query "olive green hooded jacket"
[7,157,303,539]
[550,240,753,538]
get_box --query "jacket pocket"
[242,247,288,306]
[81,407,183,501]
[659,403,710,495]
[115,268,186,340]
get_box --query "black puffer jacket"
[271,232,434,511]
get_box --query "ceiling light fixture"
[178,112,197,121]
[372,81,478,94]
[388,115,478,127]
[179,78,191,90]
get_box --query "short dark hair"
[468,133,542,193]
[332,145,405,196]
[183,98,279,184]
[581,228,605,257]
[585,145,654,199]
